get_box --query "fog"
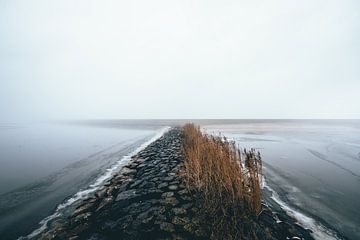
[1,0,359,122]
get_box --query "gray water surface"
[0,122,162,239]
[204,120,360,240]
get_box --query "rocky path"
[40,127,314,240]
[41,128,207,240]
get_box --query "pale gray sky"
[0,0,359,122]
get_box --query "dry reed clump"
[182,123,263,239]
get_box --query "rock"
[114,178,133,193]
[171,234,186,240]
[190,207,199,214]
[96,197,113,212]
[172,208,187,215]
[120,167,137,176]
[164,197,179,206]
[100,220,118,232]
[178,189,188,195]
[139,181,156,189]
[106,185,118,196]
[163,176,175,182]
[130,179,143,188]
[259,210,275,226]
[162,192,175,198]
[87,233,107,240]
[95,187,108,198]
[172,216,190,226]
[180,195,192,202]
[195,227,208,237]
[137,210,154,225]
[157,182,169,189]
[117,215,133,230]
[181,203,193,210]
[168,185,179,191]
[115,190,139,207]
[127,162,139,169]
[72,212,92,225]
[160,222,175,233]
[183,223,195,234]
[72,202,96,217]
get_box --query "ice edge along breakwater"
[24,127,342,240]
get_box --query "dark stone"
[259,210,275,226]
[157,182,169,189]
[115,190,139,207]
[72,212,92,225]
[168,185,179,191]
[172,208,187,215]
[164,197,179,207]
[183,223,195,234]
[129,179,143,189]
[96,197,113,212]
[172,216,190,226]
[95,187,108,199]
[139,181,156,189]
[161,192,175,198]
[160,222,175,233]
[72,202,96,217]
[163,176,175,182]
[120,167,137,176]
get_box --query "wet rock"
[195,227,208,237]
[96,197,113,212]
[120,167,137,176]
[139,181,156,189]
[115,189,139,207]
[164,197,179,207]
[72,212,92,225]
[171,234,186,240]
[158,182,169,189]
[179,195,192,202]
[162,192,175,198]
[95,187,108,199]
[168,185,179,191]
[130,180,143,189]
[178,189,188,195]
[181,203,193,210]
[106,185,118,196]
[172,207,187,215]
[87,233,107,240]
[172,216,190,226]
[100,220,118,232]
[163,176,175,182]
[183,223,195,234]
[137,209,155,225]
[160,222,175,233]
[72,202,96,217]
[259,210,276,226]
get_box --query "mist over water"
[0,120,359,239]
[204,120,360,240]
[0,121,165,239]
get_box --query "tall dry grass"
[182,123,262,239]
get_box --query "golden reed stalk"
[182,123,262,239]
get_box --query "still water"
[0,121,167,239]
[204,120,360,240]
[1,120,359,239]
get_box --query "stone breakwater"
[40,128,314,240]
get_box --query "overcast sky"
[0,0,359,122]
